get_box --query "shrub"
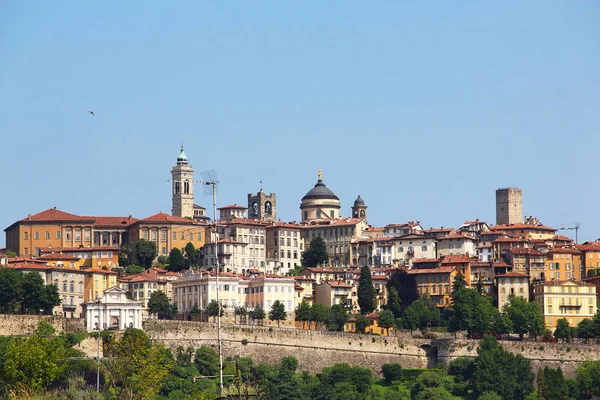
[241,338,248,346]
[381,363,402,384]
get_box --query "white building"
[384,222,423,237]
[437,232,477,257]
[393,234,437,267]
[84,287,144,331]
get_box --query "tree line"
[0,267,61,315]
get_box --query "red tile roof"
[325,280,352,288]
[538,280,592,287]
[413,258,441,263]
[422,227,453,233]
[37,253,79,261]
[39,246,120,253]
[491,223,556,232]
[85,216,139,227]
[508,248,543,256]
[579,242,600,251]
[548,246,581,255]
[496,272,530,278]
[439,232,476,241]
[18,208,92,223]
[218,204,247,210]
[407,266,455,275]
[141,212,194,223]
[440,254,472,264]
[494,237,528,243]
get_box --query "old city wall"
[0,314,85,336]
[145,321,600,377]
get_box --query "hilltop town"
[1,145,599,339]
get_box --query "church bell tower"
[171,145,194,219]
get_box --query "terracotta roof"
[354,236,396,243]
[18,208,92,223]
[218,204,247,210]
[294,284,304,290]
[494,237,528,243]
[37,253,79,261]
[365,227,385,232]
[477,244,493,249]
[7,257,46,264]
[491,223,556,232]
[553,235,574,242]
[496,272,530,277]
[141,212,194,224]
[480,231,505,236]
[422,227,453,233]
[407,266,455,275]
[548,246,581,255]
[508,248,543,256]
[470,261,492,267]
[82,268,117,275]
[492,260,512,268]
[303,218,365,228]
[325,280,352,288]
[439,232,476,241]
[39,246,120,253]
[267,222,303,229]
[86,216,138,227]
[579,242,600,251]
[538,279,593,287]
[440,254,472,264]
[413,258,441,263]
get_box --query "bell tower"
[248,187,276,222]
[171,145,194,219]
[351,195,367,222]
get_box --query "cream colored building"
[172,271,296,327]
[266,222,305,275]
[393,234,437,267]
[534,280,597,331]
[384,222,423,237]
[496,272,530,311]
[314,280,353,308]
[437,232,477,257]
[304,218,368,267]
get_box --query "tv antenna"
[557,222,581,244]
[197,169,224,393]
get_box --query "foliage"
[311,304,329,327]
[386,286,403,318]
[0,268,22,313]
[301,236,329,267]
[318,363,372,399]
[354,314,370,334]
[539,366,570,400]
[3,251,16,258]
[263,356,301,400]
[0,271,62,315]
[378,310,396,335]
[471,335,533,399]
[194,346,219,378]
[410,371,457,400]
[448,288,497,338]
[102,328,173,399]
[401,298,440,333]
[289,265,303,276]
[269,300,287,327]
[167,248,187,272]
[327,304,349,332]
[577,360,600,397]
[189,303,201,317]
[451,273,467,298]
[295,301,312,328]
[387,269,419,313]
[447,357,474,383]
[357,265,377,314]
[135,240,158,269]
[553,318,573,342]
[125,265,144,274]
[148,291,175,319]
[381,363,402,384]
[504,297,546,340]
[155,255,169,266]
[205,300,224,321]
[184,242,198,266]
[249,304,266,323]
[490,312,513,336]
[234,305,248,324]
[477,391,503,400]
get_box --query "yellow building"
[496,272,530,311]
[407,266,457,308]
[544,247,583,281]
[534,280,597,331]
[84,268,118,302]
[39,246,120,270]
[129,212,207,256]
[506,248,546,282]
[344,312,392,336]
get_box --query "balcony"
[62,304,77,312]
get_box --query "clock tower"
[248,188,276,222]
[171,145,194,219]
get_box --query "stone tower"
[351,195,368,222]
[171,145,194,219]
[248,189,276,222]
[495,188,523,225]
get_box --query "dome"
[177,145,188,163]
[353,195,365,207]
[301,179,339,201]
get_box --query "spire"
[177,144,188,164]
[318,169,323,182]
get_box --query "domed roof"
[302,179,339,201]
[353,195,365,206]
[177,145,188,163]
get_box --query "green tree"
[476,276,485,295]
[234,305,248,325]
[490,312,513,336]
[155,255,169,266]
[20,272,60,314]
[354,314,370,334]
[3,251,16,258]
[40,284,61,315]
[537,367,547,400]
[471,336,534,399]
[103,328,173,399]
[387,269,419,312]
[206,300,224,322]
[378,310,396,335]
[478,392,503,400]
[576,318,594,342]
[147,291,172,319]
[504,297,546,340]
[447,357,475,383]
[264,356,301,400]
[167,248,187,272]
[301,236,329,267]
[381,363,402,384]
[125,265,144,274]
[189,302,201,318]
[0,267,22,313]
[318,363,372,399]
[295,301,312,329]
[184,242,198,266]
[402,298,440,331]
[118,243,138,266]
[448,288,496,338]
[357,265,377,314]
[410,371,457,400]
[326,304,349,332]
[269,300,287,327]
[289,265,303,276]
[386,286,403,318]
[451,273,467,298]
[311,304,328,328]
[576,360,600,398]
[553,318,572,342]
[134,239,157,269]
[402,306,419,335]
[250,304,266,325]
[194,346,219,377]
[543,367,569,400]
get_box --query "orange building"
[544,246,584,281]
[407,266,458,308]
[579,241,600,278]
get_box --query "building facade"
[248,189,276,222]
[84,287,144,331]
[300,171,341,222]
[534,280,597,331]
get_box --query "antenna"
[196,169,224,394]
[556,222,581,244]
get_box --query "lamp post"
[96,297,101,393]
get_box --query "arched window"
[62,281,67,291]
[70,281,74,292]
[184,180,190,194]
[360,210,365,217]
[265,201,272,215]
[353,210,358,217]
[174,181,180,194]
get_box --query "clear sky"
[1,1,599,246]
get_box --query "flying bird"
[89,111,94,116]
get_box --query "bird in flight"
[89,111,94,116]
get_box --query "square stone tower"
[496,188,523,225]
[248,190,276,222]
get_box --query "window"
[24,247,29,255]
[173,232,177,240]
[45,231,50,240]
[24,232,28,240]
[143,231,148,240]
[189,233,193,241]
[421,246,427,251]
[330,210,335,218]
[62,281,67,291]
[70,282,74,292]
[75,230,81,241]
[181,232,185,240]
[399,247,404,252]
[197,232,202,241]
[34,231,39,240]
[316,210,321,218]
[161,231,167,241]
[66,231,71,241]
[151,231,157,241]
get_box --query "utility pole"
[97,298,101,393]
[210,180,224,394]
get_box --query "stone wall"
[0,314,84,336]
[144,321,600,377]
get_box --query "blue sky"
[1,1,599,246]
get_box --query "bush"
[241,338,248,346]
[381,363,402,384]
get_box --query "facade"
[171,146,195,219]
[437,233,477,257]
[393,234,437,267]
[491,218,557,240]
[506,248,546,282]
[314,280,353,308]
[208,219,270,272]
[578,241,600,278]
[218,205,247,220]
[495,187,523,225]
[266,222,304,275]
[39,246,120,270]
[352,236,395,267]
[496,273,530,311]
[300,171,341,222]
[248,189,276,222]
[303,218,368,267]
[84,287,144,331]
[407,266,457,307]
[172,272,296,327]
[534,280,597,331]
[544,247,584,281]
[384,222,423,237]
[193,204,211,222]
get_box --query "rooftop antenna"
[260,180,263,191]
[197,169,224,393]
